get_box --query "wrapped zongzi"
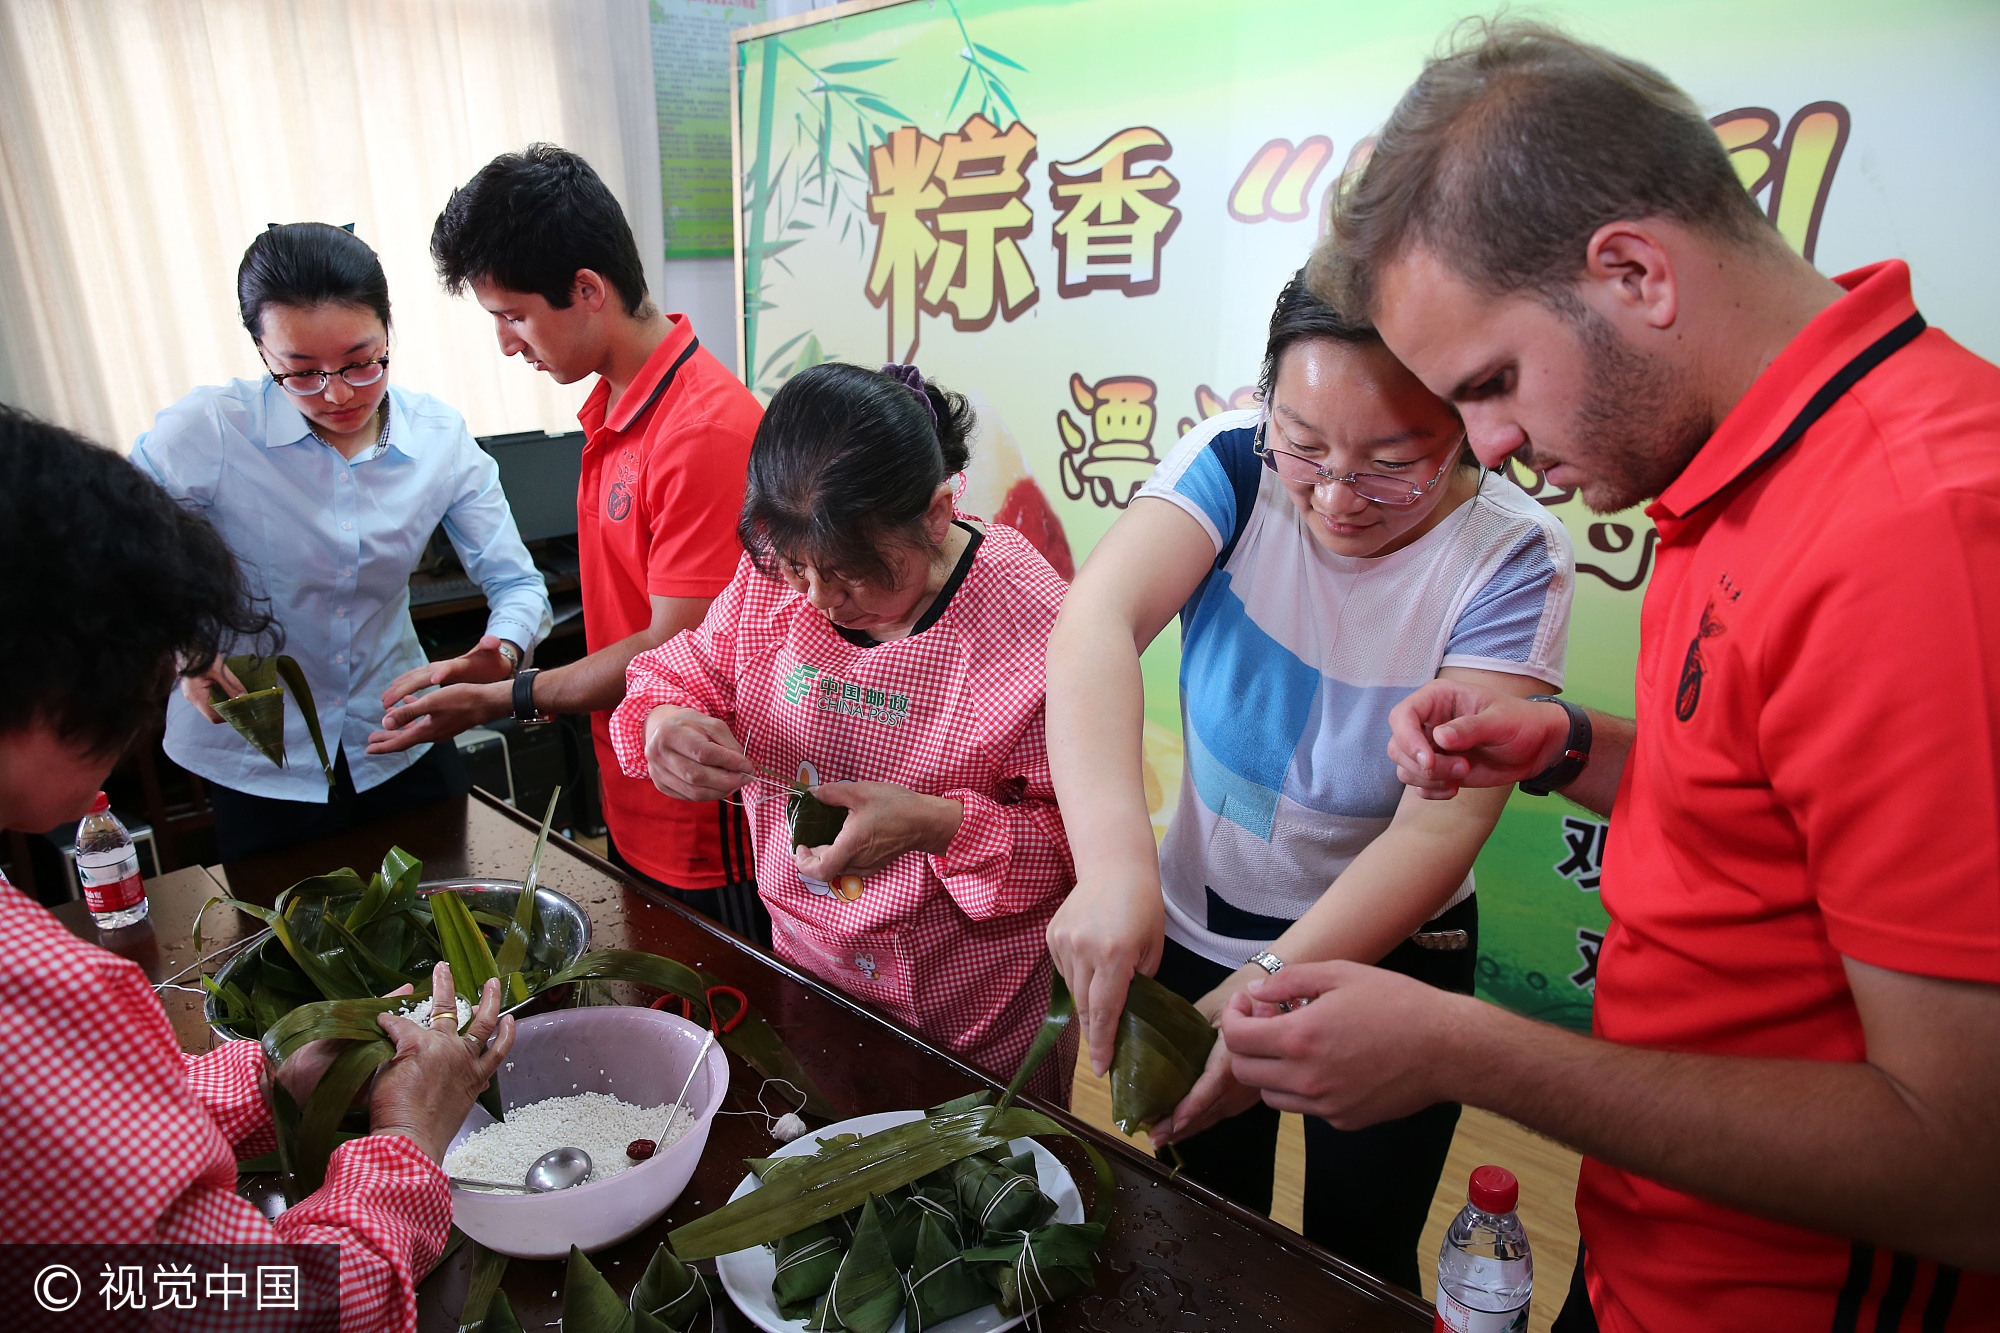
[965,1220,1106,1318]
[772,1221,845,1318]
[904,1212,993,1330]
[821,1196,904,1333]
[1108,972,1218,1134]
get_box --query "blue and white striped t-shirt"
[1141,409,1574,967]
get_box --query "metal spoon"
[450,1146,594,1194]
[525,1145,593,1190]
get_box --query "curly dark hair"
[0,405,274,756]
[739,363,975,589]
[431,144,650,316]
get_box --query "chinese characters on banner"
[866,115,1182,362]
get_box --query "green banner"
[654,0,767,258]
[733,0,2000,1028]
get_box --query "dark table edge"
[475,791,1434,1321]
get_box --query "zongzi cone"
[772,1220,845,1317]
[905,1212,992,1330]
[1108,972,1218,1134]
[823,1196,903,1333]
[213,686,288,766]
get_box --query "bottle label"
[78,850,145,913]
[1436,1290,1529,1333]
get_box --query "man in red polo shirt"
[373,144,765,945]
[1217,21,2000,1333]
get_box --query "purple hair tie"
[881,362,939,436]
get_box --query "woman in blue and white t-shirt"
[1045,270,1572,1291]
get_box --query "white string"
[774,1235,841,1273]
[979,1173,1036,1230]
[715,1077,812,1141]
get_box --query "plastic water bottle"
[1435,1164,1533,1332]
[76,792,149,929]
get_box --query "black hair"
[1263,265,1478,469]
[237,223,392,338]
[1258,265,1380,405]
[431,144,650,316]
[739,363,975,588]
[0,405,275,757]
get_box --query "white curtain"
[0,0,665,451]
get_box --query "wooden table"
[69,791,1430,1332]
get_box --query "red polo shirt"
[576,315,756,888]
[1578,261,2000,1331]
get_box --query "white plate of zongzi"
[714,1108,1085,1333]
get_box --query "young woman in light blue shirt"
[133,223,552,858]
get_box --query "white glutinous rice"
[395,995,473,1028]
[443,1093,695,1187]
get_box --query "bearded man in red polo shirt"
[371,145,766,946]
[1218,21,2000,1333]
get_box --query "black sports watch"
[1519,695,1591,796]
[512,667,551,725]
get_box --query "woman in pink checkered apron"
[611,363,1077,1103]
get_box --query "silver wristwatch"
[495,640,522,675]
[1247,950,1283,977]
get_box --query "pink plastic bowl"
[445,1006,729,1258]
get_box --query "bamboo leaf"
[200,974,251,1028]
[972,44,1028,71]
[494,791,559,991]
[669,1107,1063,1259]
[998,973,1074,1109]
[263,995,408,1064]
[320,915,420,992]
[630,1243,712,1331]
[431,889,501,994]
[342,872,392,931]
[273,654,335,788]
[226,898,375,1002]
[820,59,895,73]
[1109,973,1216,1135]
[946,66,972,123]
[758,329,813,380]
[458,1239,509,1332]
[826,1197,903,1333]
[294,1038,392,1195]
[383,846,424,904]
[854,95,909,120]
[963,1221,1104,1317]
[482,1291,525,1333]
[562,1246,634,1333]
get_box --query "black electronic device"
[479,430,585,543]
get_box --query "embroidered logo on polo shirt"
[606,447,639,521]
[1675,596,1730,722]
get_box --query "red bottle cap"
[89,791,110,813]
[1468,1164,1519,1214]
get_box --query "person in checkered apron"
[611,363,1077,1104]
[0,405,517,1330]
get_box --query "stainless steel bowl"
[204,877,592,1044]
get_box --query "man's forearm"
[1553,708,1634,818]
[1443,999,1995,1269]
[532,628,671,717]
